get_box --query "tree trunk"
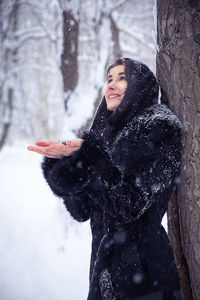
[61,9,79,109]
[110,15,121,60]
[157,1,200,299]
[0,1,18,150]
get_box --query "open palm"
[27,139,84,158]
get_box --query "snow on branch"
[120,28,155,52]
[0,64,58,89]
[109,0,131,14]
[5,31,48,52]
[117,11,153,20]
[15,1,58,43]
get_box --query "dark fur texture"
[41,58,183,299]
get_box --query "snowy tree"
[0,0,156,148]
[0,0,64,146]
[0,1,17,150]
[59,0,80,108]
[157,1,200,299]
[63,0,156,138]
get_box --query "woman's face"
[105,65,128,111]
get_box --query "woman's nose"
[107,81,116,90]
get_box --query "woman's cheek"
[119,82,127,92]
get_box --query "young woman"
[28,58,182,300]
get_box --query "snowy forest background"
[0,1,161,299]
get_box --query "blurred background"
[0,1,157,299]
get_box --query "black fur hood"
[91,58,159,133]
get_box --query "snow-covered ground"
[0,144,167,300]
[0,145,91,300]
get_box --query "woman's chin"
[106,102,121,111]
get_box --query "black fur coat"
[42,58,182,299]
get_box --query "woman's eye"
[107,76,126,84]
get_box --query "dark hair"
[107,58,128,78]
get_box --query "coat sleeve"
[81,116,183,224]
[41,153,91,221]
[41,115,182,224]
[41,137,121,222]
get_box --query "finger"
[27,146,62,158]
[27,145,50,154]
[35,141,58,147]
[28,145,53,155]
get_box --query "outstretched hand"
[27,139,84,158]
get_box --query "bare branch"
[120,28,155,52]
[117,11,153,20]
[16,0,56,43]
[6,32,49,54]
[109,0,131,14]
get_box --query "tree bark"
[157,1,200,299]
[0,1,18,150]
[110,15,121,60]
[61,9,79,109]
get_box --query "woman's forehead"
[108,65,125,77]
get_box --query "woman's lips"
[108,94,121,100]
